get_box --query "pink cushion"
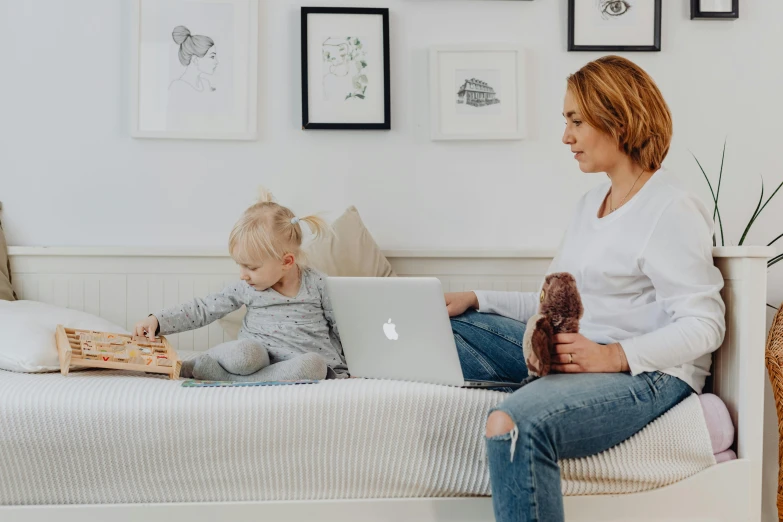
[714,448,737,463]
[699,393,735,454]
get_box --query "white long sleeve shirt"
[475,171,726,392]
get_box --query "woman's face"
[324,43,350,74]
[561,89,622,174]
[194,45,219,75]
[331,43,349,66]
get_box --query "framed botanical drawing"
[131,0,259,140]
[301,7,391,130]
[568,0,662,52]
[429,45,526,141]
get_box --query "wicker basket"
[765,304,783,521]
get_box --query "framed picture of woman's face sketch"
[131,0,259,140]
[301,7,391,130]
[568,0,662,52]
[429,45,527,141]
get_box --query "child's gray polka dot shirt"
[155,266,347,374]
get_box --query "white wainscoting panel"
[8,248,554,352]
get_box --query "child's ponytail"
[229,185,333,266]
[291,214,330,242]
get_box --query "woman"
[169,25,219,93]
[322,37,368,102]
[446,55,725,522]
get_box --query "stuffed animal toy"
[522,272,584,377]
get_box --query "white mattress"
[0,359,716,505]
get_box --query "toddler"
[134,189,346,381]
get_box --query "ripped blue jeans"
[451,309,693,522]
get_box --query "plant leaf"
[739,176,764,246]
[714,138,726,222]
[714,205,725,247]
[768,231,783,247]
[768,252,783,267]
[739,178,783,246]
[691,151,724,246]
[753,179,783,224]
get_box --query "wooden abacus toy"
[55,326,181,379]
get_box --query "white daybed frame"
[1,246,771,522]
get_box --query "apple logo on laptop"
[383,318,398,340]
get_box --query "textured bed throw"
[0,367,716,505]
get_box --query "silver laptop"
[326,277,523,389]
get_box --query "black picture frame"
[691,0,739,20]
[568,0,662,52]
[301,7,391,130]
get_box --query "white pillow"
[0,300,129,373]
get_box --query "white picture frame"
[131,0,259,140]
[429,44,526,141]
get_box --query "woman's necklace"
[608,169,645,213]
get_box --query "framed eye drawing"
[301,7,391,130]
[568,0,662,52]
[691,0,739,20]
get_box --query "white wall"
[2,0,782,519]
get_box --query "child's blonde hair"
[229,187,330,266]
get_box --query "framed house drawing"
[430,44,526,141]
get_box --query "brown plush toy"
[522,272,584,377]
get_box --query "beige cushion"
[0,214,15,302]
[217,206,395,340]
[305,206,396,277]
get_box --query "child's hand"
[134,315,159,340]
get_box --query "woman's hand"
[550,333,630,373]
[445,291,479,317]
[134,315,159,340]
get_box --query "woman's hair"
[228,187,330,266]
[172,26,214,67]
[566,55,673,172]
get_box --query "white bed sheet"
[0,357,715,505]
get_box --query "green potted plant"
[693,140,783,308]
